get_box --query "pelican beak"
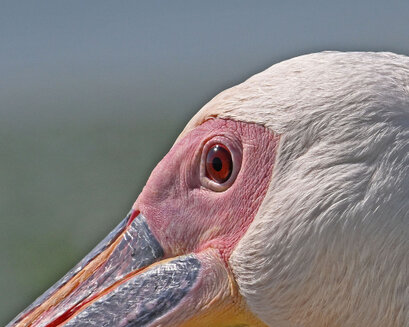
[8,118,276,327]
[7,210,263,327]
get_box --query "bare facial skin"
[136,119,278,261]
[9,119,278,327]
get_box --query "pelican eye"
[205,144,233,184]
[200,137,241,192]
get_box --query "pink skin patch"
[134,118,278,262]
[9,118,278,327]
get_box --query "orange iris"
[205,144,233,184]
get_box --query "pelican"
[7,51,409,327]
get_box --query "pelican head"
[8,51,409,327]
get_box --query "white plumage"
[184,52,409,326]
[8,52,409,327]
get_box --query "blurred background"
[1,0,409,324]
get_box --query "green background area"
[1,1,409,324]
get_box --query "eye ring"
[200,137,242,192]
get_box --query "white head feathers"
[187,52,409,327]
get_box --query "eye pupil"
[205,144,233,184]
[212,157,222,171]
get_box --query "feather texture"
[185,52,409,327]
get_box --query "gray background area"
[1,1,409,324]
